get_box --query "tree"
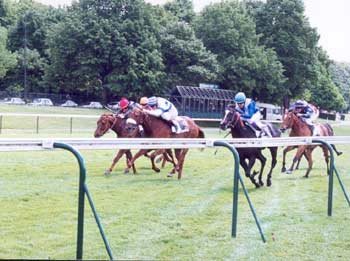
[195,0,285,103]
[248,0,320,107]
[46,0,165,101]
[164,0,196,24]
[329,62,350,110]
[0,26,17,79]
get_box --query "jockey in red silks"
[292,100,319,135]
[234,92,272,137]
[143,96,181,133]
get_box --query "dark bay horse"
[124,109,205,179]
[94,113,175,175]
[220,104,281,187]
[280,111,342,177]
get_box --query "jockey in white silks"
[234,92,272,137]
[143,96,181,133]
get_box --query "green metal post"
[214,141,266,242]
[53,142,86,259]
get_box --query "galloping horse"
[280,110,342,177]
[94,113,175,175]
[220,104,281,187]
[124,109,205,179]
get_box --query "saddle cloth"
[173,117,189,134]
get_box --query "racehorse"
[124,109,205,179]
[280,110,342,177]
[220,104,281,187]
[94,113,175,175]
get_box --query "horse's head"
[94,113,118,138]
[280,110,298,132]
[220,104,241,130]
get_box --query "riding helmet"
[148,96,157,106]
[119,98,129,109]
[234,92,246,104]
[140,97,149,106]
[295,100,307,107]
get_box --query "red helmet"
[119,98,129,109]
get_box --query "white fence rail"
[1,136,350,152]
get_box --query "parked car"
[3,97,26,105]
[61,100,78,107]
[29,98,53,106]
[82,101,103,109]
[107,101,119,110]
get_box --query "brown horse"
[220,104,281,187]
[124,109,205,179]
[280,111,342,177]
[94,113,175,175]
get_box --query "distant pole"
[23,12,28,100]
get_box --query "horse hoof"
[153,168,161,173]
[124,168,129,175]
[267,180,272,187]
[303,175,309,178]
[286,170,293,174]
[255,184,260,188]
[281,167,286,172]
[104,170,111,176]
[167,173,174,178]
[259,181,264,187]
[337,152,343,156]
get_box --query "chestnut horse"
[94,113,175,175]
[220,104,281,188]
[124,109,205,179]
[280,111,342,177]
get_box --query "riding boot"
[171,120,181,133]
[261,126,272,138]
[138,125,145,137]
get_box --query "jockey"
[118,98,136,116]
[143,96,181,133]
[139,96,150,109]
[293,100,318,135]
[234,92,272,137]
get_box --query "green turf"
[0,106,350,259]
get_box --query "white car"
[29,98,53,106]
[3,97,26,105]
[107,101,119,110]
[82,101,103,109]
[61,100,78,107]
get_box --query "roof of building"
[172,85,235,100]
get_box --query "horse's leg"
[287,146,306,174]
[331,144,343,156]
[255,151,267,187]
[266,147,278,186]
[125,149,150,174]
[304,148,314,178]
[106,149,128,175]
[245,157,260,188]
[176,148,189,179]
[282,146,296,172]
[167,149,182,177]
[149,149,167,173]
[163,149,176,168]
[125,150,137,174]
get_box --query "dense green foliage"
[0,0,349,111]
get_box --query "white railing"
[0,136,350,152]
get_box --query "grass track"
[0,106,350,259]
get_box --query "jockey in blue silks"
[143,96,180,133]
[234,92,272,137]
[292,100,319,135]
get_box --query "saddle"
[172,117,189,134]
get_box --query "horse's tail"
[198,128,205,138]
[323,123,343,156]
[198,128,205,151]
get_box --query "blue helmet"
[148,96,157,106]
[234,92,246,104]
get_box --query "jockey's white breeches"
[161,105,178,121]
